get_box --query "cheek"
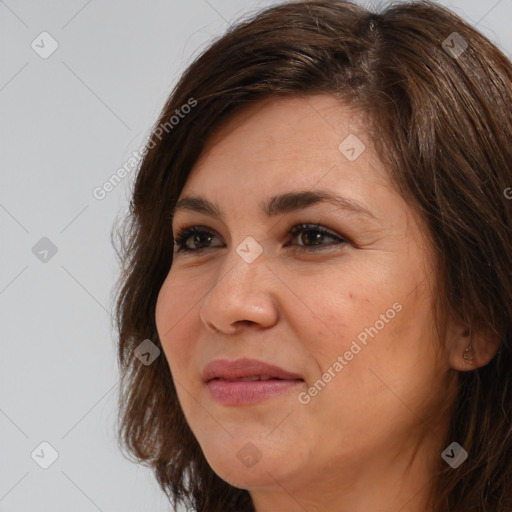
[155,267,203,331]
[310,285,440,426]
[155,274,199,373]
[290,259,434,387]
[277,263,395,353]
[155,277,207,429]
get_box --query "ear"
[447,320,501,371]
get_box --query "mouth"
[202,358,304,405]
[211,376,286,381]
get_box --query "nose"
[199,251,279,335]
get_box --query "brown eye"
[173,223,347,254]
[173,226,223,252]
[288,224,347,250]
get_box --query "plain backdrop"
[1,0,511,510]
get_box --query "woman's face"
[155,95,456,508]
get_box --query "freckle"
[349,292,354,300]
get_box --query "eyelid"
[172,224,224,242]
[287,224,345,245]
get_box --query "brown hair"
[114,1,512,510]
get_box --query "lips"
[202,358,304,405]
[202,358,303,383]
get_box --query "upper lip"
[202,358,303,382]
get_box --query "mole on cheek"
[348,293,370,303]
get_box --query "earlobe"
[450,326,474,372]
[450,325,501,372]
[462,343,474,366]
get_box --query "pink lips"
[202,358,303,405]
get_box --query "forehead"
[183,95,390,198]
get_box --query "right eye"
[173,226,223,253]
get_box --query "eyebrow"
[171,190,378,221]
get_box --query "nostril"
[235,320,257,327]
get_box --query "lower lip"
[206,379,303,405]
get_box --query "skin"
[155,95,492,512]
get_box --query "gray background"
[1,0,510,511]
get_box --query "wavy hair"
[114,1,512,510]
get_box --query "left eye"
[173,223,347,253]
[287,223,346,249]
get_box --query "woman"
[114,1,512,510]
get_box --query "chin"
[209,453,288,489]
[198,434,302,489]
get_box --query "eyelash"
[172,223,348,253]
